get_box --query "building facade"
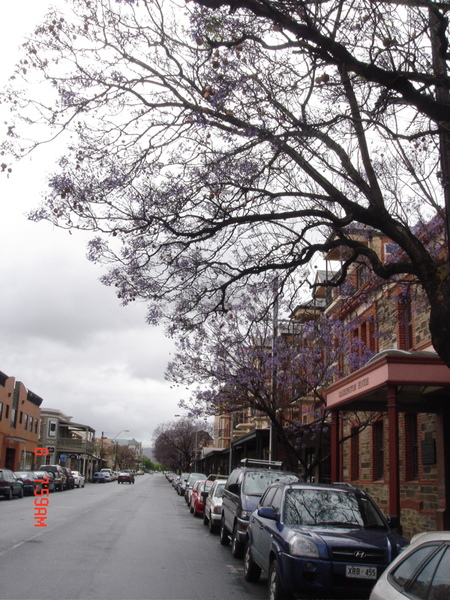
[319,229,449,538]
[0,371,42,470]
[38,408,97,479]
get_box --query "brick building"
[0,371,42,470]
[318,228,450,538]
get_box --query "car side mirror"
[257,506,278,520]
[201,491,209,501]
[388,515,400,530]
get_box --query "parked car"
[189,479,206,515]
[38,464,66,491]
[220,458,299,558]
[14,471,43,495]
[61,467,75,489]
[184,472,207,504]
[203,478,227,533]
[71,470,85,488]
[100,468,114,482]
[176,473,190,496]
[118,471,135,484]
[244,480,408,600]
[92,472,107,483]
[34,470,56,493]
[0,469,24,499]
[370,531,450,600]
[192,479,215,518]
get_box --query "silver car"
[203,479,227,533]
[370,531,450,600]
[71,470,85,488]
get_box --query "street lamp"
[113,429,129,470]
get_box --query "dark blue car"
[244,481,407,600]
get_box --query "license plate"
[345,565,377,579]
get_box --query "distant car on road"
[71,471,85,488]
[191,479,215,518]
[34,470,56,493]
[176,473,190,496]
[62,467,75,490]
[92,472,107,483]
[100,468,114,481]
[118,471,135,484]
[370,531,450,600]
[185,472,207,505]
[38,464,66,491]
[14,471,43,495]
[0,469,24,500]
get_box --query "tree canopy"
[152,418,213,472]
[167,290,376,472]
[2,0,450,362]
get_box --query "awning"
[326,350,450,412]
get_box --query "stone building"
[38,408,97,479]
[319,228,450,538]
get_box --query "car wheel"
[6,487,13,500]
[268,559,291,600]
[203,512,209,526]
[231,524,245,558]
[244,541,261,582]
[190,505,194,514]
[219,517,230,546]
[18,487,24,498]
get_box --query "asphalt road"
[0,473,268,600]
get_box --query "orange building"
[0,371,42,470]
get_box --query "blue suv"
[244,481,407,600]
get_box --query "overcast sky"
[0,2,188,448]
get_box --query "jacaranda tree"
[167,290,377,474]
[153,418,213,473]
[1,0,450,364]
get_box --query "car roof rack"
[239,458,283,469]
[331,481,356,489]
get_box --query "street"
[0,474,267,600]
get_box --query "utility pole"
[269,278,279,461]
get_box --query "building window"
[48,420,57,438]
[0,401,4,420]
[29,416,34,432]
[19,411,23,424]
[350,427,360,481]
[24,414,28,431]
[405,414,419,481]
[373,420,384,480]
[5,404,9,419]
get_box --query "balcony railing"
[57,438,95,454]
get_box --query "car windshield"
[243,471,288,495]
[283,488,386,528]
[214,483,226,497]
